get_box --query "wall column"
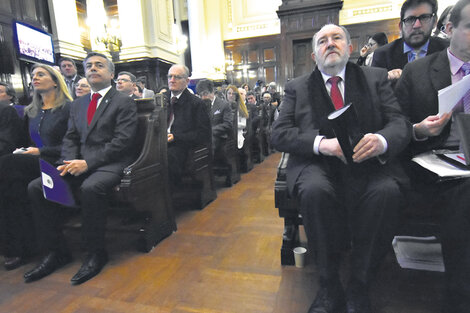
[187,0,225,80]
[48,0,86,59]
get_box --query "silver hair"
[312,24,351,51]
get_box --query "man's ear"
[348,44,353,55]
[398,21,403,34]
[446,21,454,38]
[311,52,316,63]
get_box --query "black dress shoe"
[4,256,25,271]
[308,285,346,313]
[24,252,72,283]
[70,251,108,285]
[346,281,371,313]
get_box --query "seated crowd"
[1,1,469,313]
[0,51,280,286]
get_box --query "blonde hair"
[226,85,248,118]
[25,64,73,118]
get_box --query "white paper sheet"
[438,74,470,115]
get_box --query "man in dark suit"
[395,1,470,311]
[0,82,22,155]
[166,65,211,184]
[372,0,448,81]
[115,71,139,99]
[59,57,82,99]
[271,24,411,313]
[25,52,137,285]
[196,79,233,158]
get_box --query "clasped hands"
[57,160,88,176]
[319,133,384,164]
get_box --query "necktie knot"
[328,76,341,85]
[92,92,102,102]
[461,63,470,76]
[171,96,178,105]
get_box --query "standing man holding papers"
[26,52,137,285]
[395,0,470,311]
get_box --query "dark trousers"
[294,162,403,286]
[28,170,121,254]
[408,177,470,312]
[167,143,189,185]
[0,154,39,257]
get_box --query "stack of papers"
[392,236,445,272]
[412,151,470,178]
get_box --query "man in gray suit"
[271,24,411,313]
[395,1,470,311]
[26,52,137,285]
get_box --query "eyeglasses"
[402,13,435,27]
[167,75,186,80]
[114,78,131,83]
[74,84,90,88]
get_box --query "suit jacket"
[0,103,22,156]
[61,87,137,175]
[271,63,411,194]
[395,49,453,156]
[166,88,211,147]
[372,37,449,71]
[66,75,82,100]
[211,96,233,139]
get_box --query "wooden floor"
[0,153,444,313]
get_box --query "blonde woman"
[225,85,249,149]
[0,64,72,270]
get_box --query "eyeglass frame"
[114,78,132,84]
[74,83,91,88]
[167,74,187,81]
[401,13,436,27]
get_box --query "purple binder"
[39,159,76,207]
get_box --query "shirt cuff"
[375,134,388,154]
[412,123,428,141]
[313,135,325,155]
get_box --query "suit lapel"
[391,39,408,70]
[430,50,452,92]
[211,98,220,115]
[87,87,115,135]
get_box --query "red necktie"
[87,93,102,125]
[169,96,177,124]
[328,76,344,110]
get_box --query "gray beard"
[318,58,349,76]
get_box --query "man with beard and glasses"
[372,0,448,82]
[271,24,410,313]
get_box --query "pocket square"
[214,110,221,115]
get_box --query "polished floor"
[0,153,444,313]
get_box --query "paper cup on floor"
[293,247,307,268]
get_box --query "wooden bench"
[111,95,176,252]
[274,153,301,265]
[172,143,218,210]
